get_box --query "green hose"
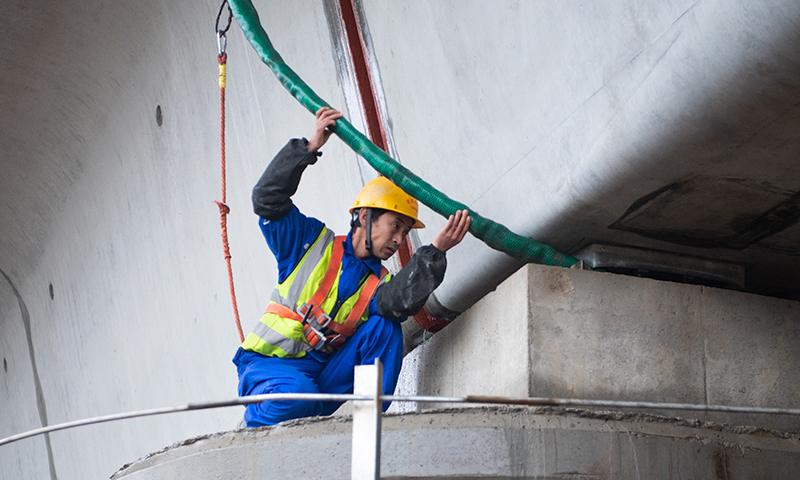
[228,0,578,267]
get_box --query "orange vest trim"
[262,236,388,353]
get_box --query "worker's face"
[366,210,414,260]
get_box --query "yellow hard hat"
[350,176,425,229]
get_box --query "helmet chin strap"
[364,208,376,258]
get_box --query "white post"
[351,358,383,480]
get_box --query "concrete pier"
[394,264,800,432]
[113,264,800,479]
[112,407,800,479]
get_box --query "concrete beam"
[395,265,800,432]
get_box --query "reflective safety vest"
[241,227,389,358]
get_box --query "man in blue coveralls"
[233,107,471,427]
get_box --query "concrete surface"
[112,406,800,479]
[394,263,800,432]
[362,0,800,309]
[3,0,800,478]
[0,1,359,478]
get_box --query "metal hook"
[217,31,228,57]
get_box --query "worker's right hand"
[307,107,343,152]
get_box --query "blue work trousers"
[233,315,403,427]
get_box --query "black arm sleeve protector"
[376,245,447,321]
[252,138,321,220]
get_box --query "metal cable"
[5,393,800,447]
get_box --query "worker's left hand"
[307,107,343,152]
[432,209,471,252]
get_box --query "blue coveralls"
[232,206,404,427]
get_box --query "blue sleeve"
[259,205,325,283]
[368,296,380,317]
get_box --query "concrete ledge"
[114,266,800,478]
[113,407,800,479]
[394,265,800,431]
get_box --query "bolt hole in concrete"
[49,283,54,300]
[156,105,163,126]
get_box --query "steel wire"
[5,392,800,447]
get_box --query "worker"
[232,107,471,427]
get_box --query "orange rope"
[215,52,245,343]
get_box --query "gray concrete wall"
[395,264,800,432]
[0,1,362,478]
[362,0,800,308]
[3,0,800,478]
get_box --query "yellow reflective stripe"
[242,312,311,357]
[286,229,336,303]
[294,240,335,309]
[245,229,392,356]
[331,277,363,324]
[241,333,303,358]
[276,227,329,299]
[330,271,391,326]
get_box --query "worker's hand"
[307,107,343,152]
[432,209,471,252]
